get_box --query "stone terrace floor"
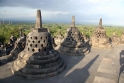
[0,45,124,83]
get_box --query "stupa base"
[91,43,112,49]
[55,44,90,56]
[11,50,66,79]
[11,62,65,79]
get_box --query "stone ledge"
[12,62,65,79]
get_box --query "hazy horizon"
[0,20,124,27]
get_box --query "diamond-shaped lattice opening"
[41,44,43,47]
[30,44,32,47]
[44,40,45,43]
[35,44,37,47]
[46,37,47,39]
[38,48,40,52]
[38,41,40,43]
[41,37,42,39]
[32,49,35,52]
[32,40,35,43]
[28,48,30,51]
[30,37,32,39]
[35,37,37,40]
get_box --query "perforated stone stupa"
[110,32,120,45]
[0,29,26,66]
[11,10,65,79]
[54,31,64,46]
[91,18,111,48]
[57,16,91,55]
[8,33,26,60]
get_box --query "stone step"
[20,59,64,74]
[12,62,65,79]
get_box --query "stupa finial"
[99,18,102,27]
[71,16,75,27]
[35,10,42,28]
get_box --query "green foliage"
[0,23,33,43]
[104,26,124,37]
[0,23,124,44]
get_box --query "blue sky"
[0,0,124,26]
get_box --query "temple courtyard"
[0,45,124,83]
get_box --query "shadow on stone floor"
[0,16,93,83]
[0,54,99,83]
[0,50,85,82]
[62,54,99,83]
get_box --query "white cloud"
[0,0,124,25]
[0,7,69,20]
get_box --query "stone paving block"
[93,76,115,83]
[97,58,114,74]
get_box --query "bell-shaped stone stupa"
[91,18,111,48]
[11,10,65,79]
[53,31,64,46]
[57,16,91,55]
[110,32,120,45]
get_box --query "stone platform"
[1,45,124,83]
